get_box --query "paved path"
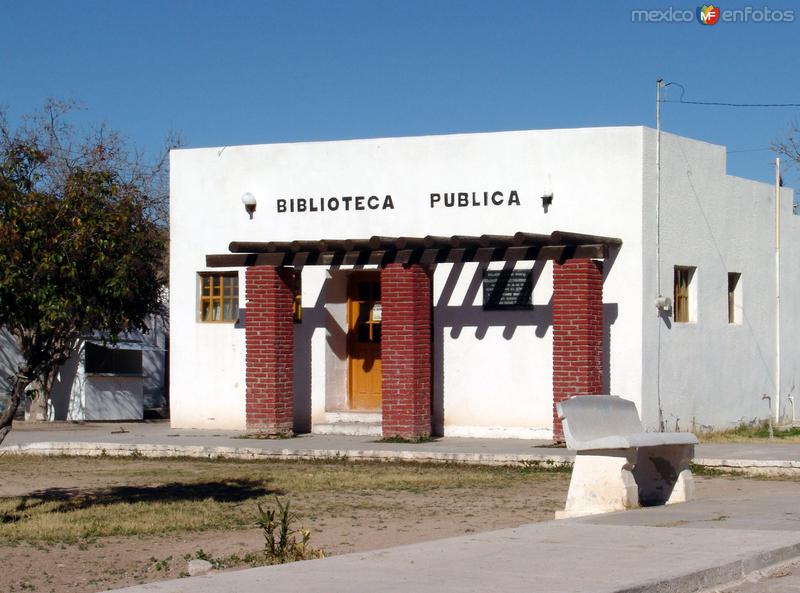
[3,421,800,593]
[3,421,800,475]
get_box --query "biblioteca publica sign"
[275,190,522,213]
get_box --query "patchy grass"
[698,420,800,443]
[0,455,567,544]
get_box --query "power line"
[658,81,800,108]
[726,147,773,154]
[661,99,800,108]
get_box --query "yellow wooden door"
[348,272,382,410]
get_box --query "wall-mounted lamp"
[241,192,257,219]
[541,175,553,213]
[541,191,554,213]
[654,294,672,311]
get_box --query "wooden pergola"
[206,230,622,267]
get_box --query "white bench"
[555,395,698,519]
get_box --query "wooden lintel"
[206,253,286,267]
[513,232,553,247]
[209,242,611,268]
[228,241,271,253]
[318,239,349,251]
[449,235,485,248]
[368,236,400,250]
[551,231,623,248]
[423,235,452,249]
[290,240,323,252]
[343,239,373,251]
[479,234,517,247]
[539,244,608,261]
[396,237,428,250]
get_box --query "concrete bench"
[555,395,698,519]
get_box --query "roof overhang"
[205,230,622,268]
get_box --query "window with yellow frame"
[199,272,239,322]
[673,266,695,323]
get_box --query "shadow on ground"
[2,479,280,522]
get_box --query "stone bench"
[555,395,698,519]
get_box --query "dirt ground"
[0,456,774,593]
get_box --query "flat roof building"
[169,126,799,440]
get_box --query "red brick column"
[381,264,432,438]
[245,265,295,435]
[552,258,604,442]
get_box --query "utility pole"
[775,157,781,425]
[656,79,664,305]
[656,78,666,432]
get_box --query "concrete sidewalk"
[98,484,800,593]
[2,420,800,475]
[3,421,800,593]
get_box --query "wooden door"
[348,272,381,410]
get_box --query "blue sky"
[1,1,798,186]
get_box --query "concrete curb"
[0,441,574,467]
[615,540,800,593]
[693,457,800,477]
[3,441,800,477]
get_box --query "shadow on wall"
[432,261,550,435]
[293,277,336,433]
[289,256,620,436]
[433,257,619,436]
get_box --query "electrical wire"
[658,82,800,108]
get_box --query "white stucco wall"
[0,329,23,408]
[169,127,646,435]
[640,129,800,430]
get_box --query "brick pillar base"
[552,259,604,442]
[381,264,432,438]
[245,266,295,435]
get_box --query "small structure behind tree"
[0,100,173,444]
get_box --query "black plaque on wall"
[482,269,534,310]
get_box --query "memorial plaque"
[482,269,533,310]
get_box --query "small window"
[199,272,239,322]
[292,270,302,323]
[673,266,696,323]
[85,343,143,375]
[728,272,742,324]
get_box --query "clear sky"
[2,1,798,186]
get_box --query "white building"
[168,126,799,440]
[0,320,168,422]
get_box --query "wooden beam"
[265,241,294,253]
[449,235,486,248]
[395,237,428,250]
[513,232,553,247]
[479,234,517,247]
[368,236,401,250]
[423,235,452,249]
[550,231,623,247]
[209,243,608,268]
[539,244,608,260]
[343,238,373,250]
[207,253,286,267]
[289,240,323,253]
[228,241,271,253]
[318,239,349,251]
